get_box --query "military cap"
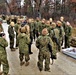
[42,28,48,35]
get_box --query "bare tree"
[4,0,12,14]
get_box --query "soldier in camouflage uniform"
[60,16,66,46]
[36,28,54,72]
[34,17,41,38]
[14,19,21,48]
[27,19,34,54]
[49,22,60,53]
[39,18,46,35]
[8,22,15,51]
[56,21,65,51]
[17,26,30,66]
[0,33,9,75]
[65,22,72,48]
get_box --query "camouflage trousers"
[0,52,9,75]
[37,50,50,71]
[19,52,30,62]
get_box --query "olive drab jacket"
[17,33,30,54]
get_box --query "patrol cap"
[42,28,48,35]
[10,21,15,26]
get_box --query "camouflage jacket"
[0,37,8,52]
[17,33,30,53]
[65,25,72,37]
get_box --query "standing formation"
[0,15,72,74]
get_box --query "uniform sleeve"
[61,26,65,37]
[69,26,72,36]
[36,36,41,49]
[0,38,8,48]
[49,37,56,56]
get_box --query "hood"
[20,33,25,38]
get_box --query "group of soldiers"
[0,15,72,74]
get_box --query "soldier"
[14,19,21,48]
[34,17,41,38]
[8,21,15,51]
[0,18,3,33]
[65,22,72,48]
[56,21,65,51]
[27,19,34,54]
[0,33,10,75]
[46,20,50,30]
[49,22,59,56]
[60,16,66,46]
[17,26,30,66]
[39,18,46,35]
[36,28,54,72]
